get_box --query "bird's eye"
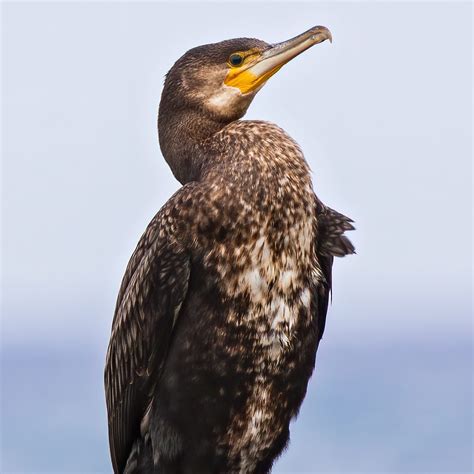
[229,53,244,67]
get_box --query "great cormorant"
[105,25,354,474]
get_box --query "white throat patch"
[206,84,250,119]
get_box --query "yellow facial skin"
[225,65,284,95]
[225,50,283,95]
[224,26,332,95]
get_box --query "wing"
[315,199,355,339]
[104,189,193,474]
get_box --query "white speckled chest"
[227,230,318,473]
[210,210,321,473]
[230,224,314,357]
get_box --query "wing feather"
[104,188,193,474]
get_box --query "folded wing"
[104,189,193,474]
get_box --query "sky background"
[1,1,472,473]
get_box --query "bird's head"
[162,26,332,123]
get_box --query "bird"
[105,25,355,474]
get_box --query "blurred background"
[2,2,472,473]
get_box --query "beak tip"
[315,25,332,44]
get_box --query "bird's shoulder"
[203,119,312,211]
[111,183,199,312]
[218,120,303,158]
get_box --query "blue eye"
[229,53,244,66]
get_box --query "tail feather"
[317,203,355,258]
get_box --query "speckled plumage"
[105,34,354,474]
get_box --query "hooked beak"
[225,26,332,94]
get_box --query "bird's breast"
[205,211,319,364]
[210,226,319,470]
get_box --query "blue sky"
[2,2,472,473]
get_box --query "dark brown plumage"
[105,26,354,474]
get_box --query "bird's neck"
[158,105,228,184]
